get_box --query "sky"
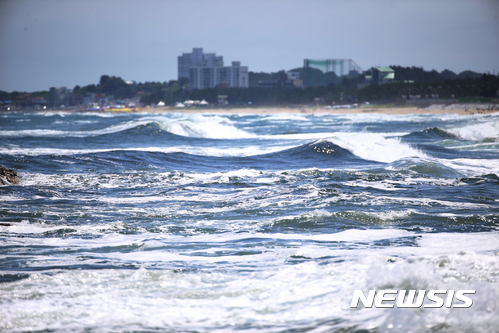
[0,0,498,92]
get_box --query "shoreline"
[139,104,498,116]
[4,103,498,116]
[163,107,466,115]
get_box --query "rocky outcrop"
[0,166,20,185]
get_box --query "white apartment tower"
[178,48,248,89]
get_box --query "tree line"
[1,66,497,108]
[136,67,499,105]
[186,74,498,106]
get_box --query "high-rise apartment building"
[178,48,223,79]
[178,48,248,89]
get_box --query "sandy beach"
[15,103,495,116]
[140,104,498,116]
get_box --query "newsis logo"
[351,290,475,308]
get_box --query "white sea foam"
[342,179,400,191]
[440,158,499,176]
[4,225,496,260]
[380,177,464,188]
[39,111,121,118]
[1,230,498,332]
[449,121,499,141]
[0,114,254,139]
[153,114,255,139]
[324,133,427,163]
[382,155,499,177]
[0,119,152,137]
[0,195,26,202]
[2,111,499,332]
[362,209,417,221]
[0,144,287,157]
[261,112,311,121]
[370,195,492,209]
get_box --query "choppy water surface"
[1,110,499,332]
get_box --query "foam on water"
[384,155,499,177]
[0,114,254,139]
[2,111,499,332]
[11,167,497,224]
[1,230,498,332]
[39,111,126,118]
[257,112,311,121]
[0,145,285,157]
[324,133,427,163]
[0,119,152,137]
[449,121,499,141]
[154,114,255,139]
[369,194,492,209]
[440,158,499,176]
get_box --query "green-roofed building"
[303,58,363,88]
[372,67,395,85]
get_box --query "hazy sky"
[1,0,498,92]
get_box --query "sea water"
[0,110,498,332]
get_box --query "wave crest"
[449,121,499,141]
[324,133,426,163]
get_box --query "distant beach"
[11,102,497,117]
[140,103,498,116]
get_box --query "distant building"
[257,71,302,88]
[189,61,248,89]
[358,67,396,88]
[178,48,248,89]
[286,71,300,80]
[49,87,69,107]
[287,71,303,88]
[32,96,48,106]
[83,92,96,105]
[178,48,223,79]
[371,67,395,85]
[48,87,83,107]
[303,59,363,88]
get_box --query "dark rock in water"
[0,166,20,185]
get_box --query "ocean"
[1,110,498,332]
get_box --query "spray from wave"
[324,133,427,163]
[154,114,255,139]
[449,121,499,141]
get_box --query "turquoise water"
[1,110,499,332]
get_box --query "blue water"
[1,110,499,332]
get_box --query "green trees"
[97,75,132,99]
[69,75,190,103]
[390,66,483,82]
[0,90,10,101]
[138,79,190,105]
[178,73,499,106]
[2,69,497,109]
